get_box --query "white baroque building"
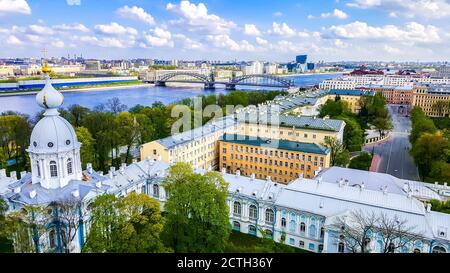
[1,68,449,254]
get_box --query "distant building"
[307,63,315,71]
[85,60,101,71]
[242,61,264,75]
[412,85,450,117]
[296,55,308,65]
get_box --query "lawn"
[225,231,311,253]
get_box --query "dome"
[29,115,80,154]
[36,78,64,110]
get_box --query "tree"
[372,116,393,137]
[68,104,91,127]
[83,193,168,253]
[349,152,373,171]
[409,107,437,144]
[106,97,128,115]
[75,127,95,170]
[321,137,350,167]
[319,99,351,118]
[336,115,364,152]
[162,163,231,253]
[410,133,450,181]
[332,210,421,253]
[116,112,140,164]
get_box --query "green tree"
[410,107,437,144]
[84,193,168,253]
[162,163,231,253]
[372,116,393,137]
[116,112,140,164]
[319,99,351,118]
[411,133,450,181]
[68,104,91,127]
[321,137,350,167]
[349,152,373,171]
[336,115,365,152]
[75,127,95,170]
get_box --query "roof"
[220,133,330,155]
[156,116,237,149]
[236,113,345,132]
[328,89,375,96]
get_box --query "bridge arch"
[158,72,211,83]
[231,74,293,88]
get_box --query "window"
[50,161,58,177]
[308,243,315,251]
[153,184,160,198]
[289,220,296,232]
[338,242,345,253]
[49,230,56,249]
[318,244,324,253]
[432,246,446,253]
[248,225,257,236]
[141,185,146,194]
[289,238,295,245]
[413,249,421,253]
[36,161,40,177]
[281,218,286,228]
[232,221,241,231]
[233,201,242,216]
[153,149,157,155]
[320,227,325,238]
[67,158,73,175]
[300,222,306,233]
[265,209,274,224]
[388,243,395,253]
[309,224,316,238]
[265,229,273,239]
[299,241,305,248]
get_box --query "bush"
[349,152,373,171]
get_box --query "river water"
[0,74,341,116]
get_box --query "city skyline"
[1,0,450,62]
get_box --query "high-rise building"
[296,55,308,64]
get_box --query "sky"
[0,0,450,62]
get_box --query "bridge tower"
[226,71,237,90]
[204,70,216,90]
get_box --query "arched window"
[265,229,273,239]
[432,246,447,253]
[309,224,317,238]
[318,244,324,253]
[265,209,274,224]
[338,242,345,253]
[289,220,296,232]
[300,222,306,233]
[153,184,160,198]
[233,201,242,216]
[281,218,286,228]
[249,205,258,220]
[248,225,257,236]
[50,161,58,177]
[36,161,41,177]
[232,221,241,231]
[413,248,421,253]
[67,158,73,175]
[49,230,56,249]
[320,227,325,238]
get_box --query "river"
[0,74,341,116]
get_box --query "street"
[364,105,420,181]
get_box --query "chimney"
[382,185,388,195]
[87,163,93,174]
[445,182,448,188]
[338,178,344,187]
[221,168,227,174]
[20,171,27,179]
[360,182,365,191]
[97,171,103,176]
[403,183,409,193]
[426,203,432,213]
[10,171,17,180]
[72,189,80,198]
[250,173,256,180]
[0,169,5,177]
[236,170,241,176]
[408,190,413,198]
[317,177,323,184]
[96,181,102,189]
[29,190,37,199]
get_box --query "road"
[364,105,420,181]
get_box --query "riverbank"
[280,71,346,77]
[0,82,153,97]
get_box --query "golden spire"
[41,48,51,74]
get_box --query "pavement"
[363,105,420,181]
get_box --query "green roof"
[220,134,330,155]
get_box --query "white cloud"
[0,0,31,15]
[173,34,203,50]
[53,23,89,33]
[166,0,236,34]
[328,21,441,44]
[255,37,268,46]
[347,0,450,19]
[244,24,261,36]
[6,35,23,45]
[334,39,349,48]
[76,35,132,48]
[66,0,80,6]
[51,40,65,48]
[28,24,54,35]
[383,44,400,54]
[117,5,155,25]
[143,27,174,47]
[207,34,255,51]
[273,11,283,17]
[321,9,348,19]
[268,22,297,37]
[94,22,137,36]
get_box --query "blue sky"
[1,0,449,61]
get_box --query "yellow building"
[324,89,376,113]
[236,114,345,145]
[140,116,237,170]
[412,85,450,117]
[219,133,331,184]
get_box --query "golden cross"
[41,48,48,61]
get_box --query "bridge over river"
[146,71,297,90]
